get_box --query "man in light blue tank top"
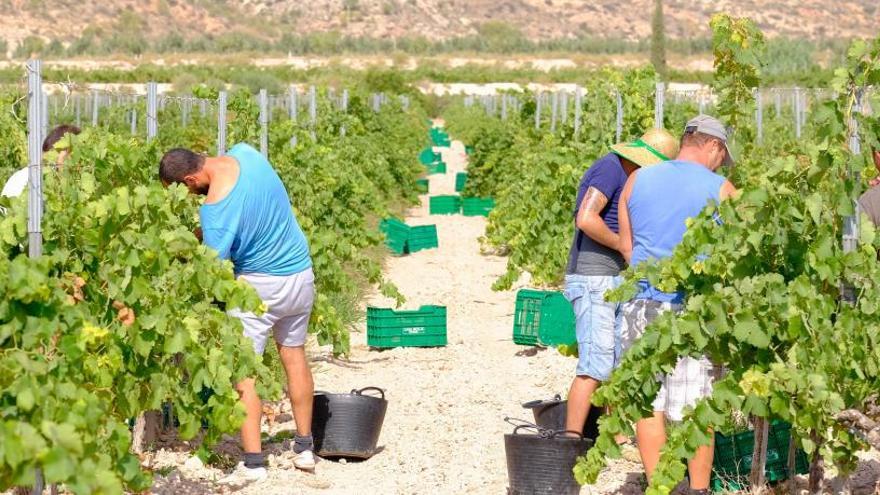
[160,143,317,481]
[616,116,737,494]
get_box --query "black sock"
[243,452,266,469]
[293,434,314,454]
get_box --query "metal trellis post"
[654,82,665,129]
[616,90,623,142]
[91,89,99,127]
[146,82,158,141]
[535,90,542,130]
[289,86,298,148]
[259,89,269,157]
[309,86,317,141]
[756,88,763,145]
[217,91,228,156]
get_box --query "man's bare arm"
[575,186,619,250]
[617,174,637,264]
[719,180,739,201]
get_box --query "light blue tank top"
[628,160,725,302]
[200,143,312,276]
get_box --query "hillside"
[1,0,877,50]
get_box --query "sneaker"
[293,450,316,471]
[218,462,268,484]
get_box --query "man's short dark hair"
[159,148,205,184]
[680,130,722,149]
[42,125,81,152]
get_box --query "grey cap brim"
[723,141,735,166]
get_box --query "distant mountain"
[1,0,877,50]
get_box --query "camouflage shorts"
[620,299,720,422]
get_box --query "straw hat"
[610,128,679,167]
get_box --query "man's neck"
[203,156,240,204]
[675,150,710,169]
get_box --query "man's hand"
[194,227,203,242]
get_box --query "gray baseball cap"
[684,114,735,166]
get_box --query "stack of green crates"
[419,147,441,165]
[380,218,439,254]
[430,128,451,147]
[367,305,448,348]
[455,172,468,192]
[426,161,447,175]
[710,420,809,492]
[512,289,575,346]
[462,197,495,217]
[416,178,429,193]
[429,195,461,215]
[379,218,410,255]
[407,225,439,253]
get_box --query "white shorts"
[229,268,315,354]
[619,299,720,421]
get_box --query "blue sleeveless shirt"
[628,160,725,302]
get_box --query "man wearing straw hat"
[617,115,738,494]
[563,128,679,439]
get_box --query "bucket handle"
[521,394,563,409]
[505,417,584,440]
[353,387,386,400]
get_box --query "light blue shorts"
[563,274,622,381]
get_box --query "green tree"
[651,0,667,80]
[13,36,45,59]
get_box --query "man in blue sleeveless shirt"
[160,143,316,482]
[563,129,679,438]
[617,116,737,493]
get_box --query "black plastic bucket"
[312,387,388,459]
[522,395,603,442]
[504,419,593,495]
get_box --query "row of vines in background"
[0,81,427,493]
[446,14,880,493]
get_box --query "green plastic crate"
[407,225,438,252]
[462,197,495,217]
[710,420,809,492]
[431,129,451,147]
[419,148,442,165]
[380,218,410,255]
[465,145,474,155]
[429,195,461,215]
[416,178,429,193]
[367,305,447,348]
[512,289,575,346]
[426,161,447,175]
[455,172,468,192]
